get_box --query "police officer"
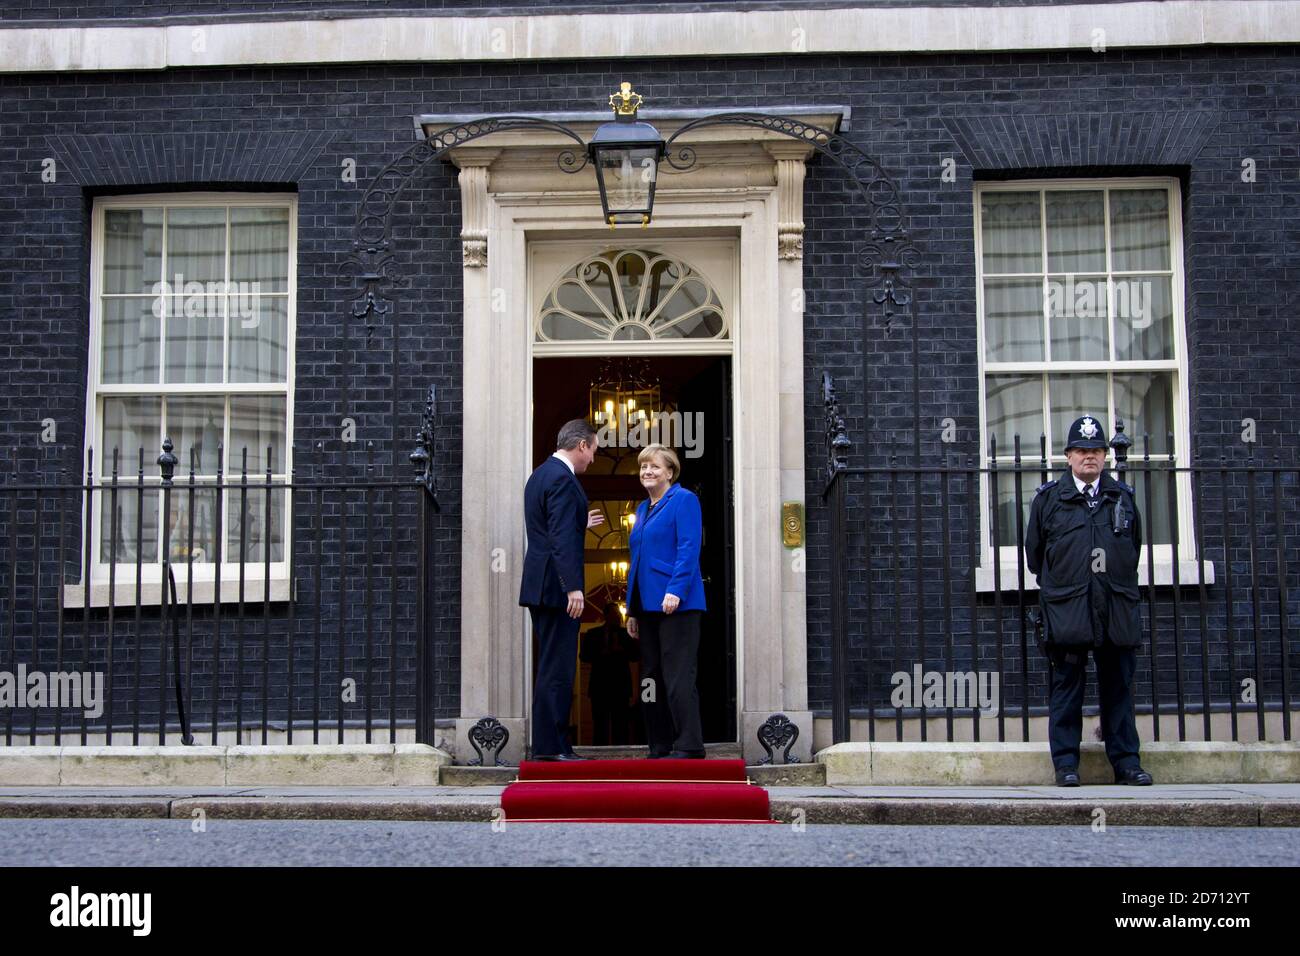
[1025,415,1154,787]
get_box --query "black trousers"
[529,604,579,757]
[637,609,704,754]
[1047,584,1141,772]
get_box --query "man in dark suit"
[519,419,603,760]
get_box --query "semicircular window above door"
[535,249,730,345]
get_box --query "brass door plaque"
[782,501,804,548]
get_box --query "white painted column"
[452,149,529,763]
[737,142,815,762]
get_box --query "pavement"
[6,817,1300,866]
[1,783,1298,826]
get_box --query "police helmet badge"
[1065,415,1108,450]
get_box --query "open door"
[531,355,737,746]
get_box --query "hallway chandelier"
[606,560,629,586]
[589,357,662,438]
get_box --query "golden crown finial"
[609,81,643,117]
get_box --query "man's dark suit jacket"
[518,454,587,608]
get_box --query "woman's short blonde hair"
[637,443,680,481]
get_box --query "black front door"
[673,355,737,743]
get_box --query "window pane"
[227,485,285,564]
[1110,189,1170,272]
[660,309,723,339]
[230,207,290,293]
[165,397,225,476]
[985,375,1043,455]
[103,208,162,295]
[1123,463,1173,546]
[983,278,1043,361]
[100,396,161,476]
[1048,275,1108,361]
[166,207,226,285]
[539,309,603,341]
[101,298,160,384]
[559,262,618,322]
[1048,373,1108,455]
[99,485,159,563]
[1113,275,1173,361]
[165,481,220,565]
[653,278,718,338]
[165,310,223,383]
[230,296,288,383]
[643,256,674,317]
[993,468,1040,550]
[1114,371,1175,456]
[980,192,1041,274]
[229,396,286,476]
[1046,190,1105,273]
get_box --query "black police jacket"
[1024,469,1144,648]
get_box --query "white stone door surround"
[443,109,844,762]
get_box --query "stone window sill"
[63,572,293,609]
[974,559,1215,593]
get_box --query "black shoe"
[532,753,587,761]
[668,750,707,759]
[646,751,672,759]
[1055,767,1081,787]
[1115,766,1153,785]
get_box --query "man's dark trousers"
[530,605,580,756]
[1048,583,1142,773]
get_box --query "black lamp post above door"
[587,82,666,227]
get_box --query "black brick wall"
[0,41,1297,734]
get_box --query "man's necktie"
[1085,483,1096,508]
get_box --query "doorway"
[531,354,737,747]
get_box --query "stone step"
[436,742,821,786]
[439,765,515,786]
[747,762,825,786]
[572,743,743,760]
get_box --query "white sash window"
[82,193,296,599]
[975,178,1195,575]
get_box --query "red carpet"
[502,759,774,824]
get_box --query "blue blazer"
[626,482,707,615]
[518,455,588,609]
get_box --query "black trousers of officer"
[1047,581,1142,773]
[529,605,580,757]
[637,609,704,754]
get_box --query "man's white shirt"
[551,451,575,474]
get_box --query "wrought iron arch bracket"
[345,117,590,334]
[663,112,918,293]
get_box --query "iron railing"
[821,372,1296,745]
[0,410,440,747]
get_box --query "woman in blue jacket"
[625,443,707,758]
